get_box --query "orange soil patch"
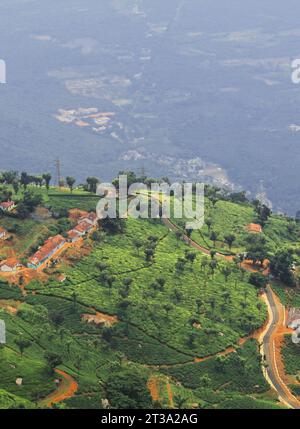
[82,312,118,327]
[166,380,174,408]
[40,369,78,407]
[147,376,161,402]
[246,223,263,234]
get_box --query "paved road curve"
[162,215,300,409]
[262,287,300,409]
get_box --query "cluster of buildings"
[67,212,97,243]
[27,211,98,270]
[0,210,98,273]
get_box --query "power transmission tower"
[55,158,62,186]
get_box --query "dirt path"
[39,369,78,407]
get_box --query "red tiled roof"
[74,221,92,234]
[68,230,80,239]
[79,212,97,223]
[0,201,15,209]
[29,234,65,265]
[0,227,7,234]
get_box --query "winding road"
[262,287,300,409]
[39,369,78,408]
[162,216,300,409]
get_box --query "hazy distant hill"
[1,0,300,213]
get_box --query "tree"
[20,172,31,190]
[86,177,100,193]
[224,234,236,251]
[123,278,133,290]
[133,239,143,256]
[221,265,232,282]
[205,218,212,231]
[42,173,52,191]
[66,176,76,193]
[106,367,153,409]
[175,258,186,273]
[200,256,209,271]
[45,352,62,373]
[185,251,197,266]
[210,231,218,247]
[185,228,193,244]
[210,250,217,259]
[17,189,43,218]
[156,277,166,290]
[50,311,65,327]
[144,248,154,262]
[12,180,19,194]
[209,259,218,276]
[175,230,183,247]
[269,249,295,287]
[255,203,271,226]
[101,217,126,234]
[107,275,116,294]
[245,234,268,266]
[249,272,268,289]
[15,338,31,357]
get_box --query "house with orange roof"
[67,229,81,243]
[0,258,23,272]
[246,223,263,234]
[27,235,66,269]
[73,220,93,236]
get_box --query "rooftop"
[29,234,65,265]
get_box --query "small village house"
[67,229,81,243]
[27,234,66,269]
[0,258,23,272]
[67,211,97,242]
[0,201,17,213]
[73,220,94,236]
